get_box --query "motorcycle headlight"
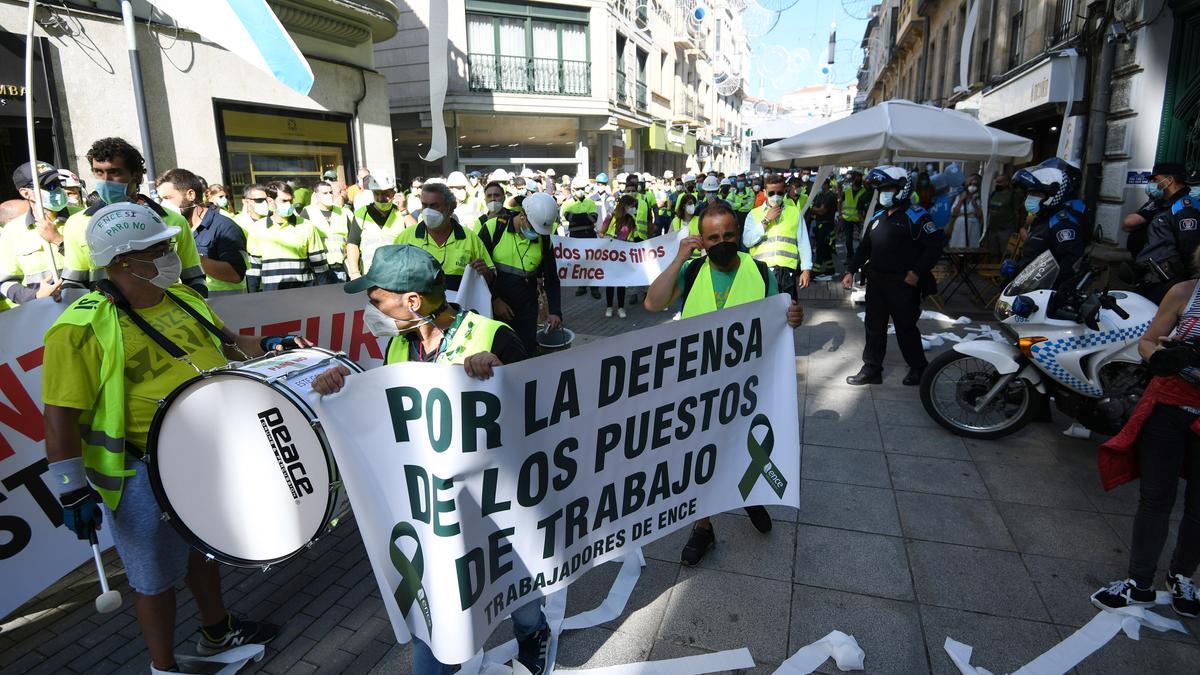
[994,299,1014,322]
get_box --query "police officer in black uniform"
[1002,157,1088,287]
[842,166,946,386]
[1134,162,1200,303]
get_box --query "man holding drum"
[311,244,552,675]
[42,203,309,674]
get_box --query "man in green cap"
[311,244,549,674]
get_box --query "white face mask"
[319,193,335,207]
[685,204,696,215]
[574,190,585,199]
[486,200,503,213]
[767,194,784,207]
[452,188,467,202]
[879,191,896,208]
[159,199,183,215]
[275,202,295,218]
[967,185,978,194]
[422,208,446,229]
[213,195,228,208]
[252,200,270,217]
[364,304,401,337]
[130,250,182,289]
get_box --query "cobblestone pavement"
[3,282,1197,674]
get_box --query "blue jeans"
[412,599,546,675]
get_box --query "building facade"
[856,0,1195,244]
[379,0,749,181]
[0,0,399,208]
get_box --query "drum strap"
[97,280,235,369]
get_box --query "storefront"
[641,122,696,178]
[0,32,64,202]
[214,102,354,210]
[977,52,1085,164]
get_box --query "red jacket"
[1098,375,1200,491]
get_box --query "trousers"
[862,273,926,371]
[811,220,837,275]
[1129,404,1200,587]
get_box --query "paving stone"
[555,625,654,669]
[789,585,928,674]
[656,567,792,664]
[907,540,1049,620]
[794,525,913,600]
[881,424,972,460]
[998,502,1129,566]
[563,556,678,637]
[965,436,1062,465]
[804,390,876,422]
[976,461,1094,510]
[1066,621,1200,673]
[872,398,938,429]
[895,490,1016,550]
[920,605,1062,675]
[887,454,989,499]
[366,641,412,675]
[797,479,901,536]
[801,444,891,488]
[802,416,883,451]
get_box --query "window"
[466,5,590,96]
[616,34,627,105]
[1007,0,1025,71]
[636,48,648,110]
[1051,0,1077,45]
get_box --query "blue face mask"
[521,227,540,241]
[1145,182,1164,199]
[1024,196,1043,214]
[95,179,131,205]
[43,188,69,212]
[736,181,745,189]
[878,191,895,208]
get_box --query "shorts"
[102,459,191,595]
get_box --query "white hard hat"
[663,170,675,179]
[571,175,589,189]
[545,168,556,177]
[719,177,733,187]
[446,171,469,188]
[522,192,558,235]
[365,174,396,191]
[87,203,180,267]
[58,169,82,188]
[701,175,721,192]
[683,173,696,182]
[525,179,541,193]
[488,168,511,183]
[616,173,629,184]
[519,167,535,178]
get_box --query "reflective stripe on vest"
[680,252,768,318]
[354,206,406,273]
[307,205,350,266]
[385,310,505,364]
[47,288,224,510]
[489,222,543,278]
[842,187,867,222]
[748,203,802,270]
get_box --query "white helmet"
[522,192,558,235]
[545,168,556,177]
[663,170,675,179]
[683,173,697,183]
[365,174,396,191]
[58,168,82,188]
[488,168,511,183]
[571,175,589,189]
[446,171,469,188]
[87,203,180,267]
[701,175,721,192]
[719,177,733,187]
[519,167,535,179]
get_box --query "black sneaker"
[1167,573,1200,618]
[515,625,551,675]
[744,505,773,533]
[196,615,279,656]
[1091,578,1156,611]
[680,524,715,566]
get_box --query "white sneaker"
[618,308,627,319]
[1062,422,1091,439]
[605,307,613,318]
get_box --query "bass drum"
[147,348,362,567]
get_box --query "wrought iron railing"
[636,81,648,110]
[616,70,629,105]
[468,53,591,96]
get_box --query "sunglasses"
[249,197,268,203]
[766,191,786,197]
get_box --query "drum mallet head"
[89,532,122,613]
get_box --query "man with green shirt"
[644,200,804,566]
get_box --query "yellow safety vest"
[482,216,544,277]
[353,205,408,273]
[46,288,224,510]
[748,202,802,270]
[680,253,768,318]
[306,205,350,266]
[670,215,700,236]
[841,187,867,223]
[385,310,504,364]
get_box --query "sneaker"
[515,626,552,675]
[605,307,614,318]
[1167,573,1200,618]
[680,524,715,566]
[744,505,772,533]
[617,308,627,319]
[1091,578,1156,612]
[196,615,279,656]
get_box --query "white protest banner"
[315,295,800,664]
[551,229,686,286]
[0,283,380,621]
[446,265,493,318]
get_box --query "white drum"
[148,348,361,567]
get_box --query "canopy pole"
[24,0,43,217]
[120,0,156,193]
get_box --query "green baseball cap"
[344,244,445,294]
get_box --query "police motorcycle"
[919,250,1157,439]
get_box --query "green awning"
[644,123,696,154]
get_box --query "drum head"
[149,373,334,566]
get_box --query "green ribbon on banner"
[738,414,788,500]
[390,522,433,635]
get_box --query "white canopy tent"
[759,100,1034,248]
[749,116,828,143]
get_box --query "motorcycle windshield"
[1004,251,1059,296]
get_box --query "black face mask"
[706,241,738,266]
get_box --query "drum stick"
[89,531,123,613]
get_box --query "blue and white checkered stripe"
[1028,321,1150,396]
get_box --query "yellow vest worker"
[305,203,351,270]
[678,251,776,318]
[748,201,805,271]
[0,205,79,306]
[245,212,329,292]
[396,217,494,291]
[841,185,868,224]
[348,203,409,275]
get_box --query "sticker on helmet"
[1179,218,1197,232]
[922,222,936,234]
[1056,228,1076,242]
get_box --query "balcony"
[895,0,922,51]
[468,54,591,96]
[616,70,630,106]
[636,81,648,111]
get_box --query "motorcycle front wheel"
[919,349,1044,440]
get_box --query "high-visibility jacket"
[385,310,504,364]
[748,202,802,270]
[353,205,408,274]
[46,287,224,510]
[0,207,77,297]
[731,187,754,211]
[841,186,868,223]
[670,215,700,236]
[305,204,350,267]
[680,252,768,318]
[560,197,597,232]
[481,216,546,278]
[395,220,494,291]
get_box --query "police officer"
[1134,162,1199,303]
[480,192,563,354]
[1003,157,1087,287]
[746,173,813,299]
[843,166,946,386]
[839,170,869,263]
[0,160,76,306]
